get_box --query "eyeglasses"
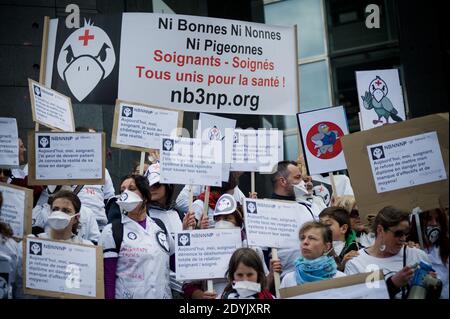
[386,228,409,238]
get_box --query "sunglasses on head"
[387,228,409,238]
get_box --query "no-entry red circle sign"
[306,121,344,159]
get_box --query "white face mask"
[48,211,78,230]
[233,281,261,297]
[214,220,237,229]
[333,240,345,256]
[117,190,143,213]
[293,180,309,199]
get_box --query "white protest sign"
[281,271,388,299]
[29,132,105,185]
[112,100,182,151]
[175,228,242,280]
[0,118,19,167]
[198,113,236,181]
[297,106,349,175]
[230,129,283,173]
[160,137,222,186]
[28,79,75,132]
[0,183,33,238]
[118,13,298,115]
[367,131,447,193]
[243,198,310,248]
[24,237,102,298]
[356,69,406,130]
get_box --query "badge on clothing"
[127,231,137,240]
[156,231,170,253]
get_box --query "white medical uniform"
[0,235,20,299]
[100,214,174,299]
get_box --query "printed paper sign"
[160,137,222,186]
[118,13,298,115]
[112,100,182,151]
[198,113,236,181]
[230,129,283,173]
[175,228,242,280]
[24,237,102,298]
[280,271,388,299]
[0,118,19,167]
[0,183,33,238]
[367,132,447,193]
[29,132,104,185]
[356,69,406,130]
[243,198,311,248]
[28,79,75,132]
[298,106,349,175]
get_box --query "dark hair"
[76,127,96,132]
[48,190,82,234]
[120,174,152,207]
[409,208,449,264]
[299,221,333,245]
[319,207,352,239]
[210,172,239,193]
[271,160,299,186]
[372,206,410,236]
[223,248,267,296]
[150,183,175,209]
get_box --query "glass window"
[265,0,326,59]
[284,133,299,160]
[299,60,331,113]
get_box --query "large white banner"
[160,137,222,186]
[298,106,349,175]
[243,198,310,249]
[367,131,447,193]
[118,13,298,115]
[175,228,242,280]
[356,69,406,130]
[0,117,19,167]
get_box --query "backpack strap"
[111,219,124,254]
[401,245,407,299]
[151,217,168,236]
[73,185,84,195]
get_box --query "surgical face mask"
[214,220,237,229]
[116,190,143,213]
[293,180,309,199]
[426,226,440,245]
[48,211,78,230]
[232,281,261,297]
[333,240,345,256]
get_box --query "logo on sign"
[370,146,385,160]
[246,201,258,214]
[178,233,190,246]
[306,122,343,159]
[162,139,174,152]
[122,106,133,118]
[38,136,51,148]
[56,20,116,102]
[208,126,223,141]
[33,85,42,97]
[29,242,42,255]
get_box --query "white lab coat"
[100,215,174,299]
[0,235,20,299]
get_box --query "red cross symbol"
[375,79,382,86]
[79,29,95,46]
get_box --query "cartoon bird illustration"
[361,76,403,125]
[311,123,338,157]
[57,20,116,101]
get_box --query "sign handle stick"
[138,151,145,175]
[329,172,337,198]
[271,248,281,299]
[207,279,214,293]
[203,186,210,219]
[251,172,255,193]
[35,122,39,132]
[188,185,194,230]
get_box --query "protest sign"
[160,137,222,186]
[230,129,283,173]
[175,228,242,281]
[341,113,449,221]
[0,183,33,238]
[111,100,183,151]
[297,106,349,175]
[243,198,311,248]
[280,271,388,299]
[28,132,105,186]
[28,79,75,132]
[0,118,19,167]
[198,113,236,181]
[356,69,406,130]
[367,132,447,193]
[23,237,104,299]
